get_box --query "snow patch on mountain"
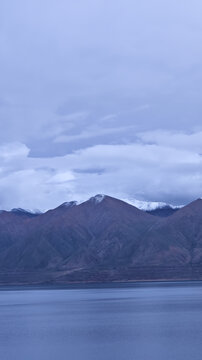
[122,198,183,211]
[89,194,106,203]
[60,201,78,207]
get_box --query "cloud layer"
[1,1,202,208]
[0,131,202,210]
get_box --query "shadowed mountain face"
[1,195,202,284]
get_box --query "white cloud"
[0,142,30,161]
[46,171,75,184]
[1,132,202,210]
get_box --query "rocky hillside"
[0,195,202,284]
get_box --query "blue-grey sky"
[1,0,202,209]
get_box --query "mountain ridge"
[0,195,202,285]
[0,194,183,215]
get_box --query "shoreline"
[0,279,202,291]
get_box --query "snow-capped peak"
[60,201,78,208]
[89,194,106,204]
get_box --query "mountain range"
[0,194,202,285]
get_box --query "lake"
[0,282,202,360]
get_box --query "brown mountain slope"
[0,195,158,271]
[1,196,202,284]
[132,199,202,267]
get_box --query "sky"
[1,0,202,210]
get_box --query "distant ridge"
[146,205,179,217]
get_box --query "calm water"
[0,282,202,360]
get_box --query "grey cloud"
[53,125,137,143]
[138,130,202,153]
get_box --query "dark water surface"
[0,282,202,360]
